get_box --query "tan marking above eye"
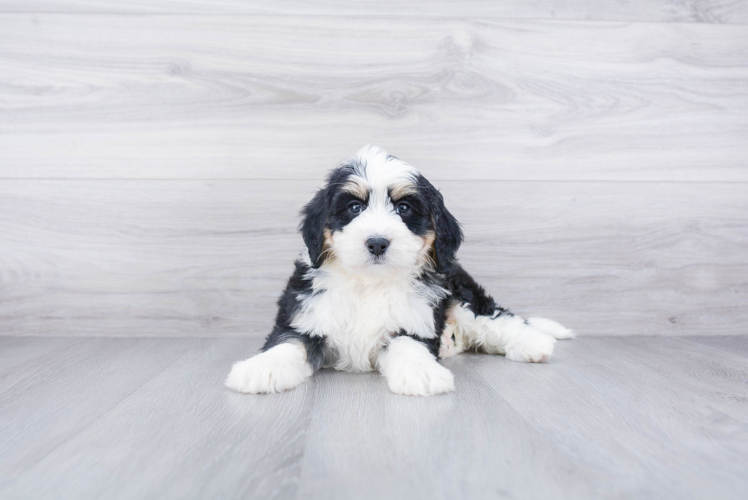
[416,231,436,268]
[342,176,370,200]
[389,181,418,201]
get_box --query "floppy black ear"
[433,194,463,270]
[420,177,462,270]
[300,188,329,268]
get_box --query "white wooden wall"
[1,1,747,337]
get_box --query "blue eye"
[349,201,362,214]
[396,203,410,215]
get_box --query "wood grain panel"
[1,1,747,24]
[1,179,746,337]
[1,15,747,181]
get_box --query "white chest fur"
[290,263,443,372]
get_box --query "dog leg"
[480,313,557,363]
[449,303,575,363]
[225,342,314,394]
[378,336,455,396]
[443,263,574,363]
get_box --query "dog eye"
[348,201,362,214]
[396,202,410,215]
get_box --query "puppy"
[226,146,574,397]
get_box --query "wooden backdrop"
[1,1,747,337]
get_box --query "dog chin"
[353,261,401,277]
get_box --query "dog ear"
[420,177,462,270]
[300,188,329,268]
[433,194,463,270]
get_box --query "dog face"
[301,146,463,276]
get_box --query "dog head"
[300,146,462,276]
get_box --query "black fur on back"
[412,263,513,359]
[442,263,510,318]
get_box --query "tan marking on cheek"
[320,227,337,264]
[342,176,370,200]
[389,181,418,200]
[417,231,436,268]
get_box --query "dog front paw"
[225,343,312,394]
[386,360,455,397]
[379,336,455,396]
[504,328,556,363]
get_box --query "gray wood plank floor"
[1,336,746,500]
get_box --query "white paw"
[225,343,312,394]
[386,359,455,396]
[505,328,556,363]
[379,336,455,396]
[526,317,576,340]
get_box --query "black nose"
[366,237,390,256]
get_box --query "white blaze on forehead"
[349,145,419,194]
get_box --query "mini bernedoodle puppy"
[226,146,574,397]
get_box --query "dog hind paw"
[526,317,576,340]
[504,328,556,363]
